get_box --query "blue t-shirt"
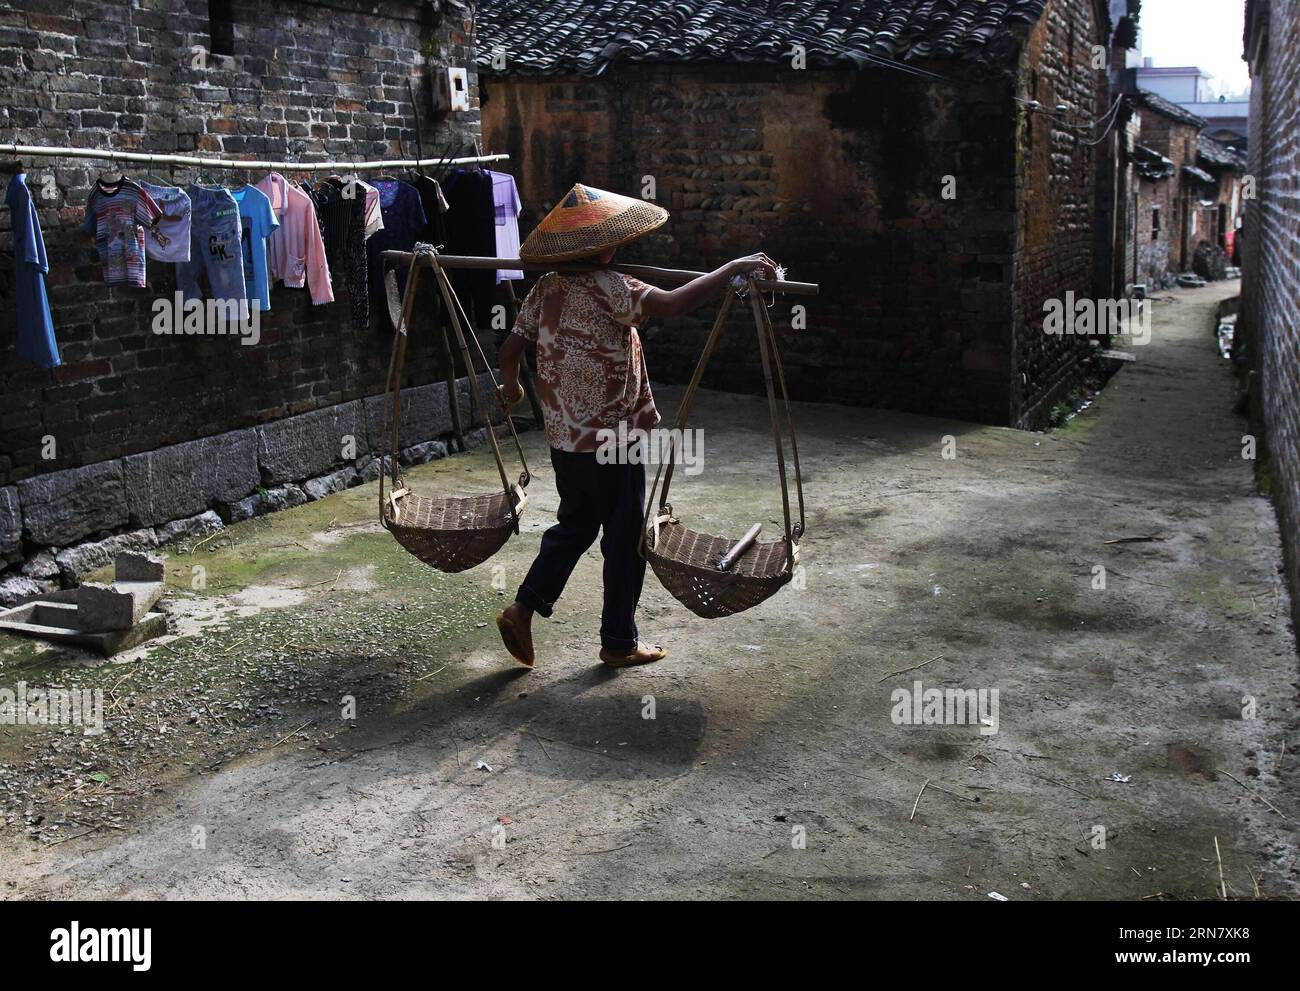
[231,184,278,312]
[6,174,59,368]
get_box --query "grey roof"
[1133,143,1174,181]
[1197,132,1247,171]
[1132,89,1208,129]
[1182,163,1216,185]
[476,0,1052,76]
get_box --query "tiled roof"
[1133,143,1174,181]
[1131,89,1208,130]
[476,0,1051,76]
[1182,163,1216,185]
[1197,132,1246,171]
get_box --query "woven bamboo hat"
[519,183,668,263]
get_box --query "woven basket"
[378,248,531,575]
[384,485,525,574]
[640,282,807,620]
[645,519,796,619]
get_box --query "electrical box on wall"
[432,66,470,113]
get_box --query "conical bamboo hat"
[519,183,668,263]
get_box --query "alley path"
[4,280,1297,900]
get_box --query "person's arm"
[498,332,526,407]
[638,253,778,320]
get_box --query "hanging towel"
[6,173,59,368]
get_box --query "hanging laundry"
[254,172,333,305]
[413,173,450,249]
[313,178,369,331]
[356,179,385,239]
[365,177,428,333]
[6,172,59,368]
[488,170,523,282]
[230,183,279,312]
[82,176,163,288]
[441,167,496,326]
[136,181,192,263]
[176,184,248,316]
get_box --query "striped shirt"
[82,177,162,287]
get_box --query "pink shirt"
[255,172,333,305]
[511,270,660,452]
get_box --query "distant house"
[1125,89,1211,285]
[1194,133,1248,266]
[478,0,1129,428]
[1134,63,1249,149]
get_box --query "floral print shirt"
[511,270,661,453]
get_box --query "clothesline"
[0,143,509,173]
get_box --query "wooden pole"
[382,251,820,296]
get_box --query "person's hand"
[728,252,779,282]
[497,382,524,409]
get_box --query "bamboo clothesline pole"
[0,143,508,172]
[381,250,821,296]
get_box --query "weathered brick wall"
[1241,0,1300,635]
[1009,0,1106,427]
[486,64,1021,424]
[1135,174,1176,287]
[1136,114,1200,274]
[0,0,482,489]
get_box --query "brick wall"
[1136,113,1201,275]
[1009,0,1106,426]
[484,0,1106,429]
[1135,173,1176,287]
[0,0,482,489]
[487,64,1021,424]
[1242,0,1300,636]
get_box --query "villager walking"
[494,183,776,668]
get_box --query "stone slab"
[123,429,260,526]
[17,461,129,547]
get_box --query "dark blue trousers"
[516,448,647,651]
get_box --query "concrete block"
[0,599,167,657]
[75,580,165,632]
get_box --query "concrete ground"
[2,279,1297,900]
